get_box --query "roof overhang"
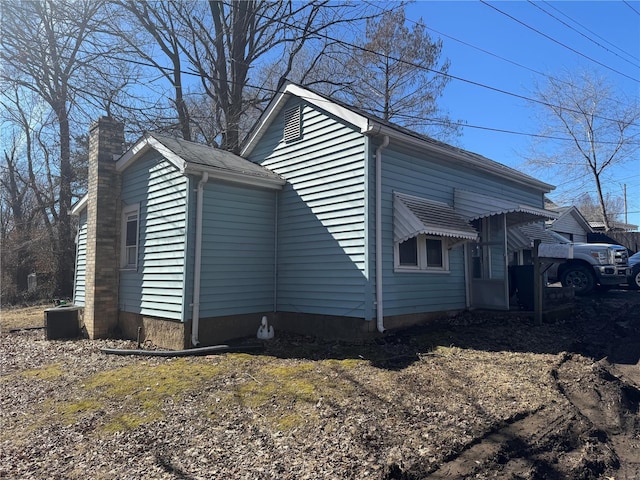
[241,82,369,157]
[455,189,558,227]
[116,135,187,173]
[117,134,285,191]
[183,164,285,190]
[242,82,555,193]
[70,195,88,215]
[394,192,478,244]
[365,123,554,192]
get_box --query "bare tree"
[114,0,371,152]
[576,192,624,225]
[109,0,195,140]
[0,0,119,296]
[528,70,640,231]
[337,8,460,141]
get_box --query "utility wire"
[102,48,640,136]
[258,10,640,128]
[362,1,636,112]
[623,1,640,16]
[541,0,639,64]
[527,0,640,70]
[480,0,639,83]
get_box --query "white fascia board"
[70,195,88,215]
[284,83,369,132]
[364,123,555,193]
[116,135,187,173]
[241,81,369,157]
[184,166,285,190]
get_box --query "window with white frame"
[121,203,139,269]
[395,234,448,272]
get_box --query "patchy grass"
[20,363,65,381]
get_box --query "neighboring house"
[588,220,638,232]
[72,82,556,349]
[545,204,593,242]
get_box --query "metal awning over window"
[454,189,558,227]
[394,192,478,243]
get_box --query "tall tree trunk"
[55,103,74,297]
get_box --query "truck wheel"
[560,265,595,295]
[630,267,640,290]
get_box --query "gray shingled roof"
[394,192,478,243]
[149,133,283,183]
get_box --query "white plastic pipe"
[375,135,390,333]
[191,172,209,347]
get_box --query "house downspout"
[375,135,390,333]
[273,191,279,312]
[191,172,209,347]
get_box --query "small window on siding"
[425,238,444,268]
[398,237,418,267]
[121,203,139,270]
[395,234,449,272]
[283,105,302,143]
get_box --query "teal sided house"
[72,83,556,349]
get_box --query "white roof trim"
[241,81,368,157]
[70,195,88,215]
[116,135,187,173]
[454,189,558,227]
[116,134,284,190]
[242,82,554,192]
[393,192,478,243]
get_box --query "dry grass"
[2,292,639,479]
[0,303,49,331]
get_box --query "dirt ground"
[1,290,639,479]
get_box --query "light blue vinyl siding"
[376,141,544,315]
[197,181,276,318]
[119,152,188,320]
[73,209,88,306]
[249,100,369,318]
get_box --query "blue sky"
[397,0,640,228]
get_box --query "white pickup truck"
[539,242,630,295]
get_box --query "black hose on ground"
[101,343,264,357]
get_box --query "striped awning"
[394,192,478,243]
[454,189,558,227]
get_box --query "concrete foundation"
[118,311,190,350]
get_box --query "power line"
[479,0,639,83]
[101,46,640,137]
[247,6,640,127]
[362,1,636,114]
[528,0,640,70]
[541,0,639,64]
[623,1,640,16]
[393,111,640,146]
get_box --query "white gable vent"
[283,105,302,143]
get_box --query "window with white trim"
[395,234,449,272]
[121,203,139,270]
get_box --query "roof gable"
[547,205,593,234]
[117,133,284,190]
[242,82,554,193]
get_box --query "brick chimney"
[84,117,124,339]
